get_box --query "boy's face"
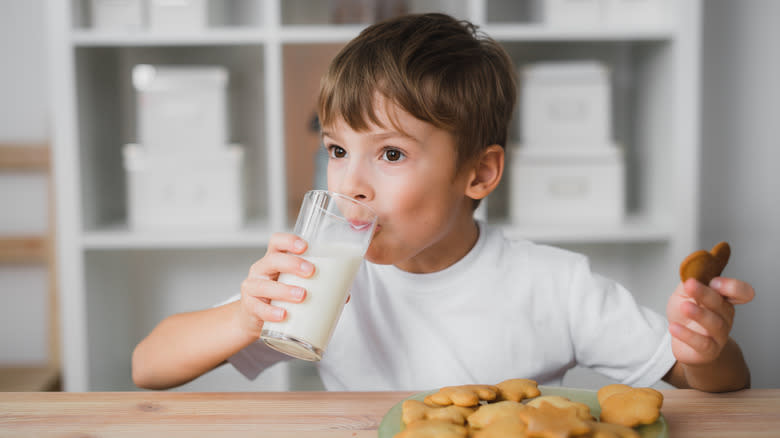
[321,98,478,273]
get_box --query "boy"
[132,13,753,392]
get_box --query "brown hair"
[318,13,517,169]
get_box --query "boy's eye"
[329,145,346,158]
[382,148,405,162]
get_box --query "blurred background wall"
[699,0,780,388]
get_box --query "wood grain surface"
[1,389,778,437]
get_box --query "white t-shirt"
[227,222,676,390]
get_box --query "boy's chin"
[363,254,391,265]
[363,248,394,265]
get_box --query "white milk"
[261,243,364,360]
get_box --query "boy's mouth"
[348,220,374,232]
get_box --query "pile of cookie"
[396,379,663,438]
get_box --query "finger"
[710,277,756,305]
[254,298,287,323]
[239,288,285,323]
[669,321,720,359]
[683,279,735,325]
[267,232,308,255]
[679,300,731,341]
[241,276,306,303]
[249,252,315,280]
[666,282,696,323]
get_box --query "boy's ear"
[465,144,504,201]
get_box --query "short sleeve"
[566,257,676,386]
[216,294,290,380]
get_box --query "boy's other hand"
[237,232,314,338]
[666,277,755,366]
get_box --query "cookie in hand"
[679,241,730,285]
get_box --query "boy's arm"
[664,277,754,392]
[132,232,313,390]
[663,337,750,392]
[132,300,258,390]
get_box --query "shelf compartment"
[485,0,673,31]
[489,40,676,231]
[484,25,673,42]
[71,0,266,31]
[83,248,286,391]
[74,45,268,234]
[280,0,470,26]
[72,28,270,47]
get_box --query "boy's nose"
[336,162,373,203]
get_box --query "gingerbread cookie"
[516,401,592,438]
[394,419,469,438]
[426,384,499,407]
[525,395,593,421]
[587,421,641,438]
[679,241,730,285]
[402,400,475,426]
[466,400,528,429]
[471,416,528,438]
[495,378,541,402]
[598,384,663,428]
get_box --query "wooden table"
[1,389,779,437]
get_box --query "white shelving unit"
[48,0,701,391]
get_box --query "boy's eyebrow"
[321,129,416,142]
[369,130,416,141]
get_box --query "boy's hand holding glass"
[238,232,314,338]
[239,190,377,361]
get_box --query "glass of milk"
[260,190,377,361]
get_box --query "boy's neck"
[393,214,480,274]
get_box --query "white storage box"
[509,146,624,225]
[133,64,228,154]
[91,0,145,31]
[521,61,612,147]
[604,0,667,28]
[533,0,602,27]
[148,0,207,31]
[123,144,245,229]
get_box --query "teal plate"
[378,386,668,437]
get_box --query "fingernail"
[293,239,306,251]
[301,261,314,274]
[710,278,722,289]
[273,308,286,320]
[292,287,305,300]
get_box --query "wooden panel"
[0,236,48,264]
[0,140,60,382]
[0,366,60,392]
[47,173,60,368]
[283,44,344,223]
[0,144,50,171]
